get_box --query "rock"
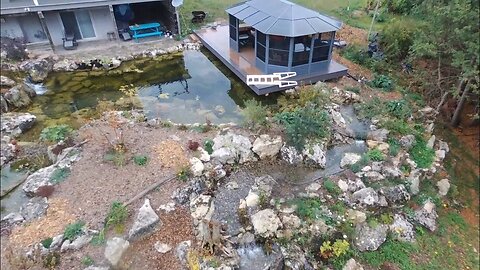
[426,135,435,149]
[347,209,367,224]
[53,59,78,71]
[303,143,326,168]
[172,178,205,205]
[189,157,204,177]
[0,137,15,167]
[414,199,438,231]
[251,209,282,238]
[363,171,385,182]
[354,223,388,251]
[20,197,48,222]
[104,237,130,266]
[352,187,379,206]
[438,140,449,153]
[211,133,255,164]
[366,141,389,153]
[128,198,160,239]
[111,59,122,69]
[49,234,64,251]
[340,153,362,168]
[347,179,366,193]
[381,166,403,178]
[390,214,415,242]
[245,191,260,208]
[407,169,422,195]
[306,182,322,193]
[399,135,416,149]
[436,179,450,196]
[158,202,176,213]
[198,147,210,162]
[338,180,349,192]
[0,95,8,113]
[1,112,36,137]
[435,150,446,161]
[281,244,308,270]
[190,194,214,221]
[84,266,109,270]
[19,58,54,83]
[154,242,172,253]
[379,184,410,205]
[61,233,93,252]
[280,144,303,164]
[343,258,364,270]
[280,214,301,229]
[225,181,239,190]
[1,212,24,224]
[0,75,15,87]
[367,129,389,142]
[252,134,282,159]
[175,240,191,267]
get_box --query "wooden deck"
[195,24,348,95]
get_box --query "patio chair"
[62,32,78,50]
[191,11,207,23]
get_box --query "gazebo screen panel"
[269,35,290,66]
[292,35,312,66]
[312,32,333,62]
[256,31,267,62]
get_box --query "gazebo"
[194,0,348,95]
[226,0,342,75]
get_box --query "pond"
[20,50,275,141]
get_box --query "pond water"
[21,50,273,141]
[0,165,29,218]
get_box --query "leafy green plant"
[386,99,412,119]
[320,239,350,259]
[40,125,73,142]
[104,146,127,167]
[295,198,322,220]
[380,119,413,135]
[368,74,394,91]
[324,179,341,195]
[367,148,385,161]
[349,154,370,173]
[275,105,330,151]
[49,167,71,184]
[64,221,85,241]
[409,138,435,168]
[379,213,394,224]
[177,166,191,182]
[345,86,361,94]
[359,237,418,269]
[204,139,214,155]
[81,256,94,266]
[353,98,387,119]
[341,45,374,67]
[241,99,268,128]
[43,252,60,268]
[387,138,401,156]
[133,155,148,166]
[277,84,330,112]
[41,237,53,249]
[105,201,128,232]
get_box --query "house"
[195,0,348,95]
[0,0,178,51]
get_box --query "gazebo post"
[264,34,270,73]
[288,37,294,70]
[328,32,335,61]
[308,34,316,73]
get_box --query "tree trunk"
[450,79,471,127]
[437,79,467,112]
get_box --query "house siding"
[0,16,24,39]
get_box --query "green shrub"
[105,201,128,232]
[368,74,394,91]
[387,138,401,156]
[379,213,394,224]
[241,99,268,128]
[359,237,418,269]
[41,237,53,248]
[367,149,385,161]
[345,86,361,94]
[277,84,330,112]
[104,147,127,167]
[341,45,373,66]
[380,119,413,135]
[81,256,94,266]
[275,105,330,151]
[49,167,71,184]
[350,154,370,173]
[64,221,85,241]
[409,138,435,168]
[43,252,60,268]
[353,98,387,119]
[380,19,416,60]
[324,179,341,195]
[295,198,322,220]
[386,100,412,119]
[204,139,214,155]
[177,166,191,182]
[133,155,148,166]
[40,125,73,142]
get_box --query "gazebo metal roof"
[226,0,342,37]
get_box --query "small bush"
[368,74,394,91]
[277,84,330,112]
[341,45,373,66]
[204,139,214,155]
[64,221,85,241]
[295,198,322,220]
[345,86,361,94]
[275,105,330,151]
[40,125,73,142]
[104,146,127,167]
[43,252,60,268]
[41,238,53,248]
[409,138,435,168]
[387,138,401,156]
[353,97,387,119]
[367,148,385,161]
[324,179,341,195]
[177,166,191,182]
[380,19,416,60]
[350,154,370,173]
[320,239,350,259]
[379,213,394,224]
[105,201,128,232]
[49,167,71,184]
[380,119,413,135]
[386,100,412,119]
[241,99,268,128]
[81,256,94,266]
[133,155,148,166]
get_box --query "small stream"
[0,165,29,218]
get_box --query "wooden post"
[175,6,181,36]
[367,0,381,41]
[37,11,55,52]
[108,5,120,40]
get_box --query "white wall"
[43,6,115,46]
[0,16,24,40]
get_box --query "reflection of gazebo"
[227,0,342,75]
[194,0,348,95]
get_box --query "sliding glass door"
[60,10,96,40]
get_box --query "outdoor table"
[129,22,163,42]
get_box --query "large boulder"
[0,136,15,166]
[19,58,54,83]
[303,143,327,168]
[378,184,410,205]
[340,153,362,168]
[354,223,388,251]
[280,144,303,165]
[252,134,282,159]
[390,214,415,242]
[128,198,160,239]
[0,75,16,87]
[414,199,438,231]
[3,83,36,108]
[251,209,282,238]
[407,169,422,195]
[189,157,204,177]
[104,237,130,266]
[399,135,416,149]
[20,197,48,222]
[367,128,389,142]
[211,133,256,164]
[53,59,78,72]
[1,112,36,137]
[0,95,8,113]
[343,258,364,270]
[352,187,379,206]
[436,179,450,197]
[0,37,27,61]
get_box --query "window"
[269,35,290,66]
[292,35,312,66]
[312,32,333,62]
[256,31,266,62]
[60,10,95,40]
[257,31,266,46]
[229,15,237,41]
